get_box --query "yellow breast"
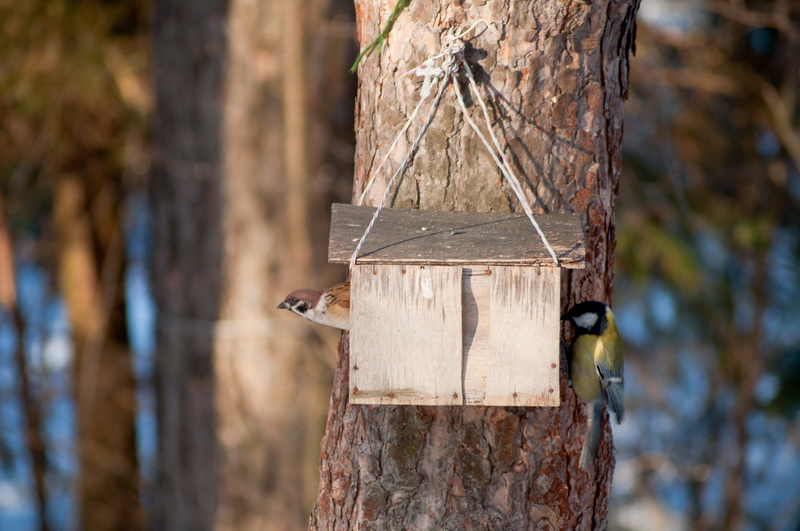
[571,334,603,402]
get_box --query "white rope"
[350,66,453,267]
[355,23,486,212]
[451,54,560,265]
[350,21,559,267]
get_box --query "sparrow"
[562,300,624,470]
[277,281,351,330]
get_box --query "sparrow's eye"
[289,297,298,305]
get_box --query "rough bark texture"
[311,1,639,529]
[151,1,226,528]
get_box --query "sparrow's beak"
[277,301,290,310]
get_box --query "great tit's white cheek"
[573,312,599,331]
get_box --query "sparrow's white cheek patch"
[574,312,599,330]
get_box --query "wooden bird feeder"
[328,203,585,407]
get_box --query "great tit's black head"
[562,300,610,335]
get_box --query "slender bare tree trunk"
[54,173,142,530]
[311,1,639,528]
[214,0,312,527]
[152,0,355,528]
[216,0,354,528]
[151,1,226,528]
[0,197,49,531]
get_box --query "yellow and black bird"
[562,300,624,470]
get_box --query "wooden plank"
[328,204,585,268]
[485,266,560,406]
[462,268,491,405]
[350,264,463,405]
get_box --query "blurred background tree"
[1,0,799,529]
[612,1,800,529]
[0,0,149,529]
[150,0,354,529]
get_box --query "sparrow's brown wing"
[329,281,350,309]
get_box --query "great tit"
[562,301,624,470]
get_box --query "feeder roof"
[328,204,585,268]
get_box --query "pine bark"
[311,1,639,529]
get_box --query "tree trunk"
[54,174,142,530]
[311,1,639,529]
[152,0,355,528]
[215,0,355,528]
[0,196,49,531]
[151,1,226,528]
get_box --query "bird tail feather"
[580,400,604,470]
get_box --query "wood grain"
[485,266,560,406]
[329,204,585,267]
[351,264,560,407]
[350,264,463,405]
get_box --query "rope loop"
[350,21,559,268]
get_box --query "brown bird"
[277,281,350,330]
